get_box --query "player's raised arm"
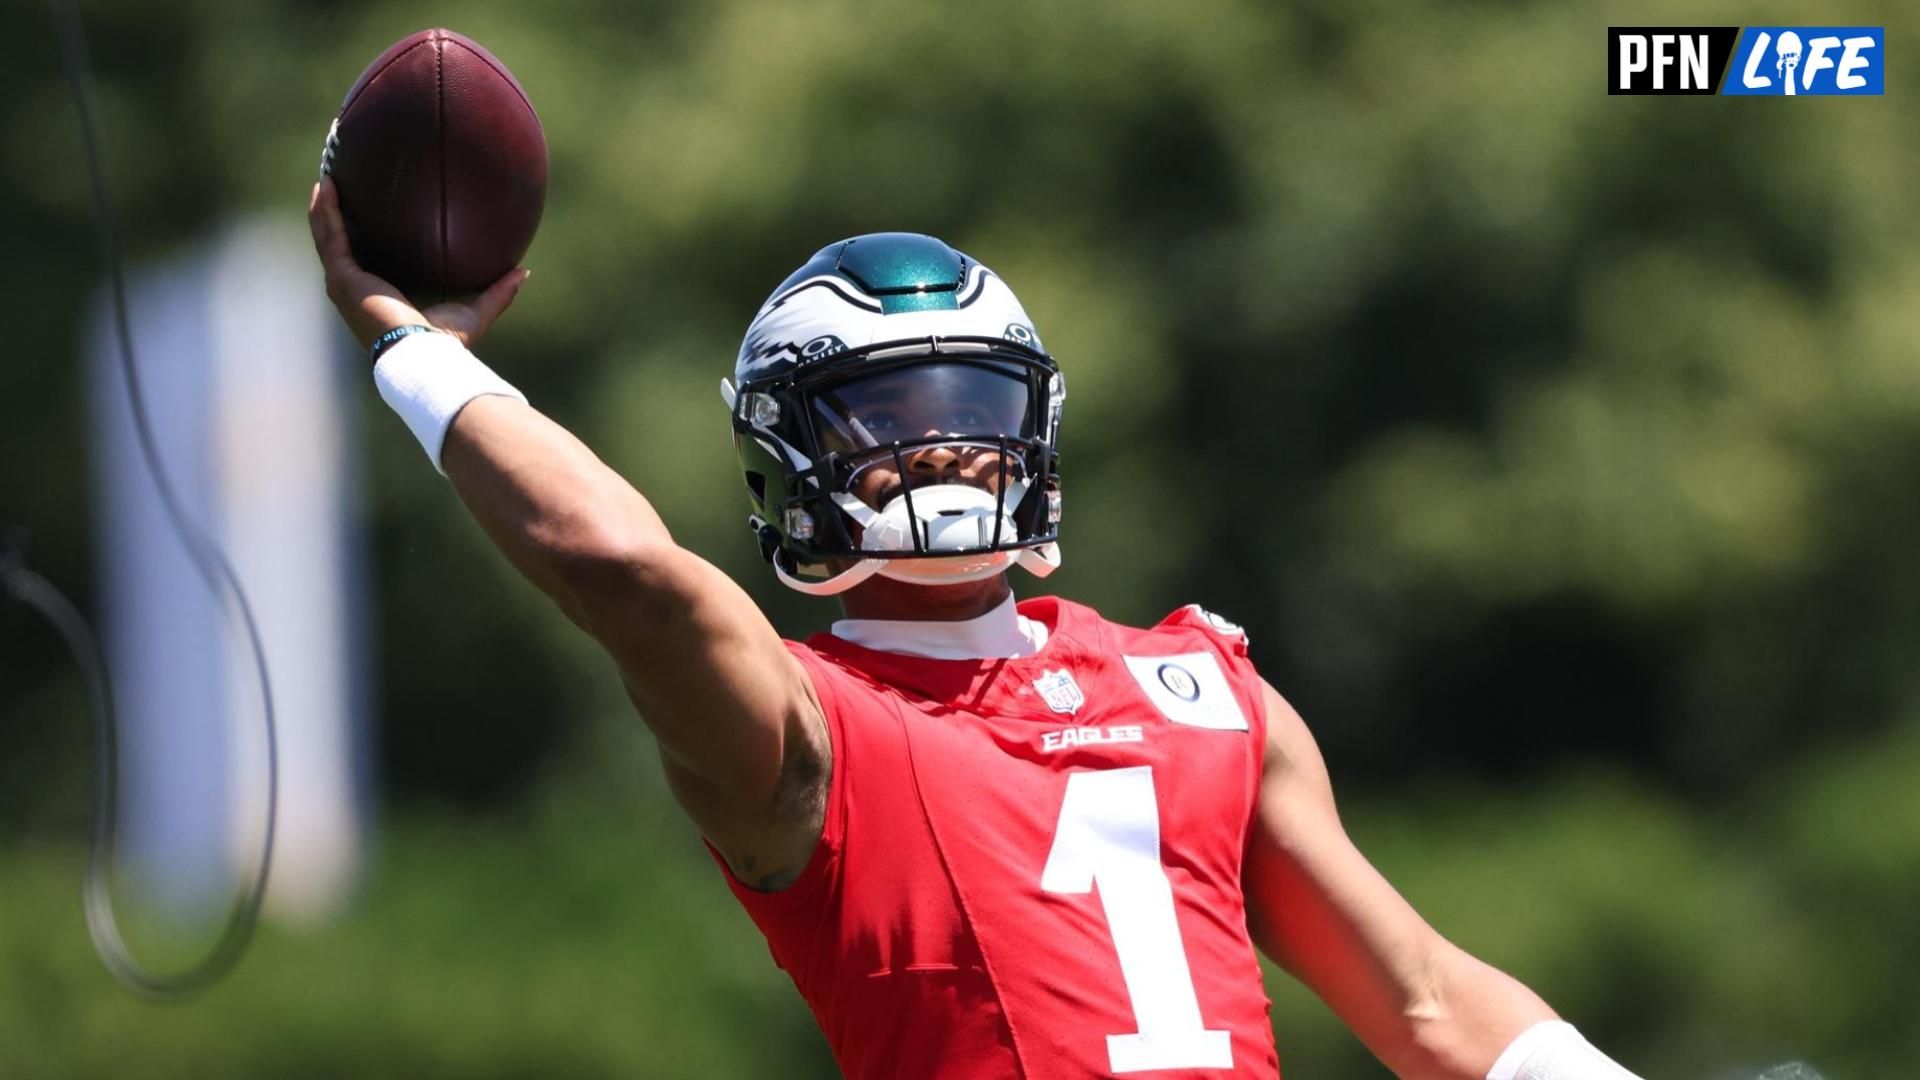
[1243,681,1642,1080]
[308,177,826,889]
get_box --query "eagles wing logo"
[739,333,848,376]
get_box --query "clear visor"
[809,361,1033,459]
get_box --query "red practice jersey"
[717,597,1280,1079]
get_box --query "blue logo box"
[1722,27,1884,95]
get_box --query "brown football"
[321,28,546,301]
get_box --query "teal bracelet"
[368,324,441,364]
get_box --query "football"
[321,28,547,301]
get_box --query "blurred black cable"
[0,0,282,1002]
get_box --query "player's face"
[810,362,1030,512]
[847,441,1013,513]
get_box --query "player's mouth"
[865,472,1007,514]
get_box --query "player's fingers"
[307,182,330,251]
[306,180,333,248]
[469,268,531,329]
[308,177,355,268]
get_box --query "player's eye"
[948,407,989,430]
[862,410,900,436]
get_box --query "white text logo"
[1040,725,1144,753]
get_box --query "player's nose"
[904,438,963,481]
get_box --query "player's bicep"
[578,542,824,816]
[1243,681,1450,1055]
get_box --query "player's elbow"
[1382,946,1469,1079]
[1393,941,1555,1079]
[1395,1001,1480,1080]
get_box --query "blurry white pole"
[89,217,368,924]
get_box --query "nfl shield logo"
[1034,669,1085,715]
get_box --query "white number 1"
[1041,766,1233,1073]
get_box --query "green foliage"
[0,803,836,1078]
[3,0,1916,1074]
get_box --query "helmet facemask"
[729,339,1065,596]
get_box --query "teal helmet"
[723,233,1065,595]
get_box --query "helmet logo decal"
[739,332,850,377]
[955,264,991,308]
[799,334,847,361]
[765,276,883,314]
[1003,322,1042,350]
[739,334,802,373]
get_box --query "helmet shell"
[736,232,1046,385]
[727,233,1065,592]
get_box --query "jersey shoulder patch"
[1157,603,1250,653]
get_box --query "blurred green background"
[4,0,1916,1075]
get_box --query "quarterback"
[311,178,1642,1079]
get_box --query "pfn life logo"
[1609,26,1884,95]
[1724,28,1883,95]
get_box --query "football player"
[310,177,1642,1080]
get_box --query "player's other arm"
[309,180,826,890]
[1242,681,1637,1079]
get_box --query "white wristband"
[371,331,527,475]
[1487,1021,1643,1080]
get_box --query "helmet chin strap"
[1016,541,1062,578]
[772,553,888,596]
[770,482,1063,597]
[771,550,1016,597]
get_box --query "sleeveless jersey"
[715,596,1280,1078]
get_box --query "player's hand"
[307,176,529,357]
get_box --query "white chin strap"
[771,482,1061,597]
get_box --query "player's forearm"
[423,369,820,846]
[441,395,676,629]
[1252,906,1547,1079]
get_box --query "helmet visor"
[808,360,1034,458]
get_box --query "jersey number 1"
[1041,766,1233,1073]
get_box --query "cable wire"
[3,0,284,1001]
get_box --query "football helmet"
[724,233,1065,596]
